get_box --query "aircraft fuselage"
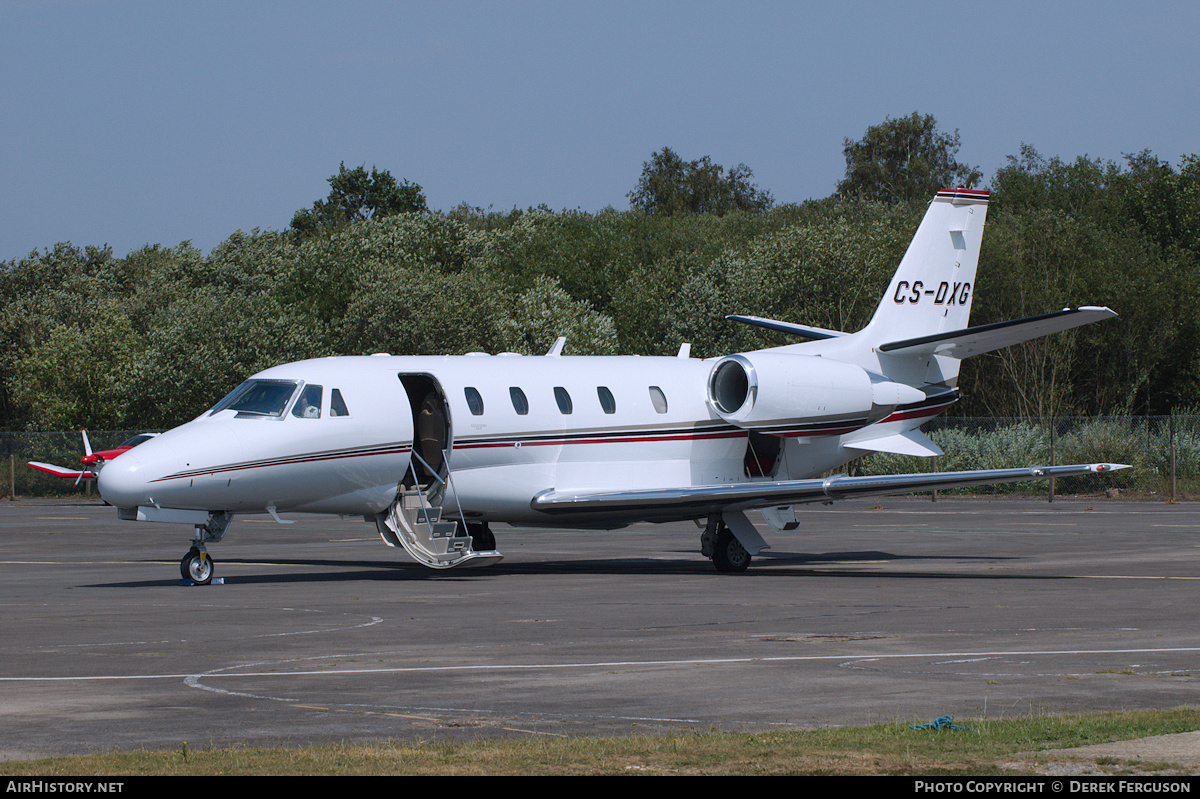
[97,351,940,526]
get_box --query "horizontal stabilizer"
[725,315,846,340]
[845,430,944,457]
[878,306,1116,359]
[532,463,1129,519]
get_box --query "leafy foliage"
[2,135,1198,431]
[838,112,982,202]
[628,147,773,216]
[290,163,427,240]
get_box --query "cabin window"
[510,387,529,415]
[464,387,484,416]
[649,386,668,413]
[597,386,616,414]
[209,379,298,418]
[330,388,350,417]
[554,386,573,414]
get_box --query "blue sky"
[3,1,1196,263]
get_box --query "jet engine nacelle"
[706,352,925,431]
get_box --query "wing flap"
[531,463,1129,519]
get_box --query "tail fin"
[761,187,1113,387]
[859,188,990,344]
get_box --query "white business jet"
[97,188,1124,584]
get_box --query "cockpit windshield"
[209,379,299,418]
[118,433,158,448]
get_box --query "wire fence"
[854,415,1198,500]
[2,430,158,500]
[2,417,1196,500]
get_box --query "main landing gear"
[701,517,751,573]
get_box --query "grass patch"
[3,708,1198,776]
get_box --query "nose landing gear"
[180,511,233,586]
[181,547,214,585]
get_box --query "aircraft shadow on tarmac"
[83,549,1044,588]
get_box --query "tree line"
[2,115,1197,432]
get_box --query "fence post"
[1170,415,1177,502]
[931,455,938,502]
[1048,418,1056,503]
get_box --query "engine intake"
[706,352,924,433]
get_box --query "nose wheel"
[181,547,214,585]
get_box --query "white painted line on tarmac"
[3,645,1199,683]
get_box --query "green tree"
[290,162,426,239]
[10,306,141,430]
[628,147,774,216]
[1120,150,1200,258]
[837,112,982,202]
[989,144,1124,223]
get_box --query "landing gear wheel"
[181,548,214,585]
[712,526,751,573]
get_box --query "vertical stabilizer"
[860,188,989,345]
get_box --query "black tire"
[180,549,196,581]
[181,550,214,585]
[712,527,751,573]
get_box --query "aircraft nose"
[97,454,147,508]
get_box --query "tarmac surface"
[1,494,1199,764]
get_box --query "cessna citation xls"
[97,188,1125,584]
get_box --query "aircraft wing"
[27,461,95,479]
[720,314,844,338]
[725,315,846,340]
[877,307,1116,359]
[531,463,1128,520]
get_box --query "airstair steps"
[375,485,502,570]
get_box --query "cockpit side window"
[210,379,299,418]
[330,388,350,417]
[292,385,323,418]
